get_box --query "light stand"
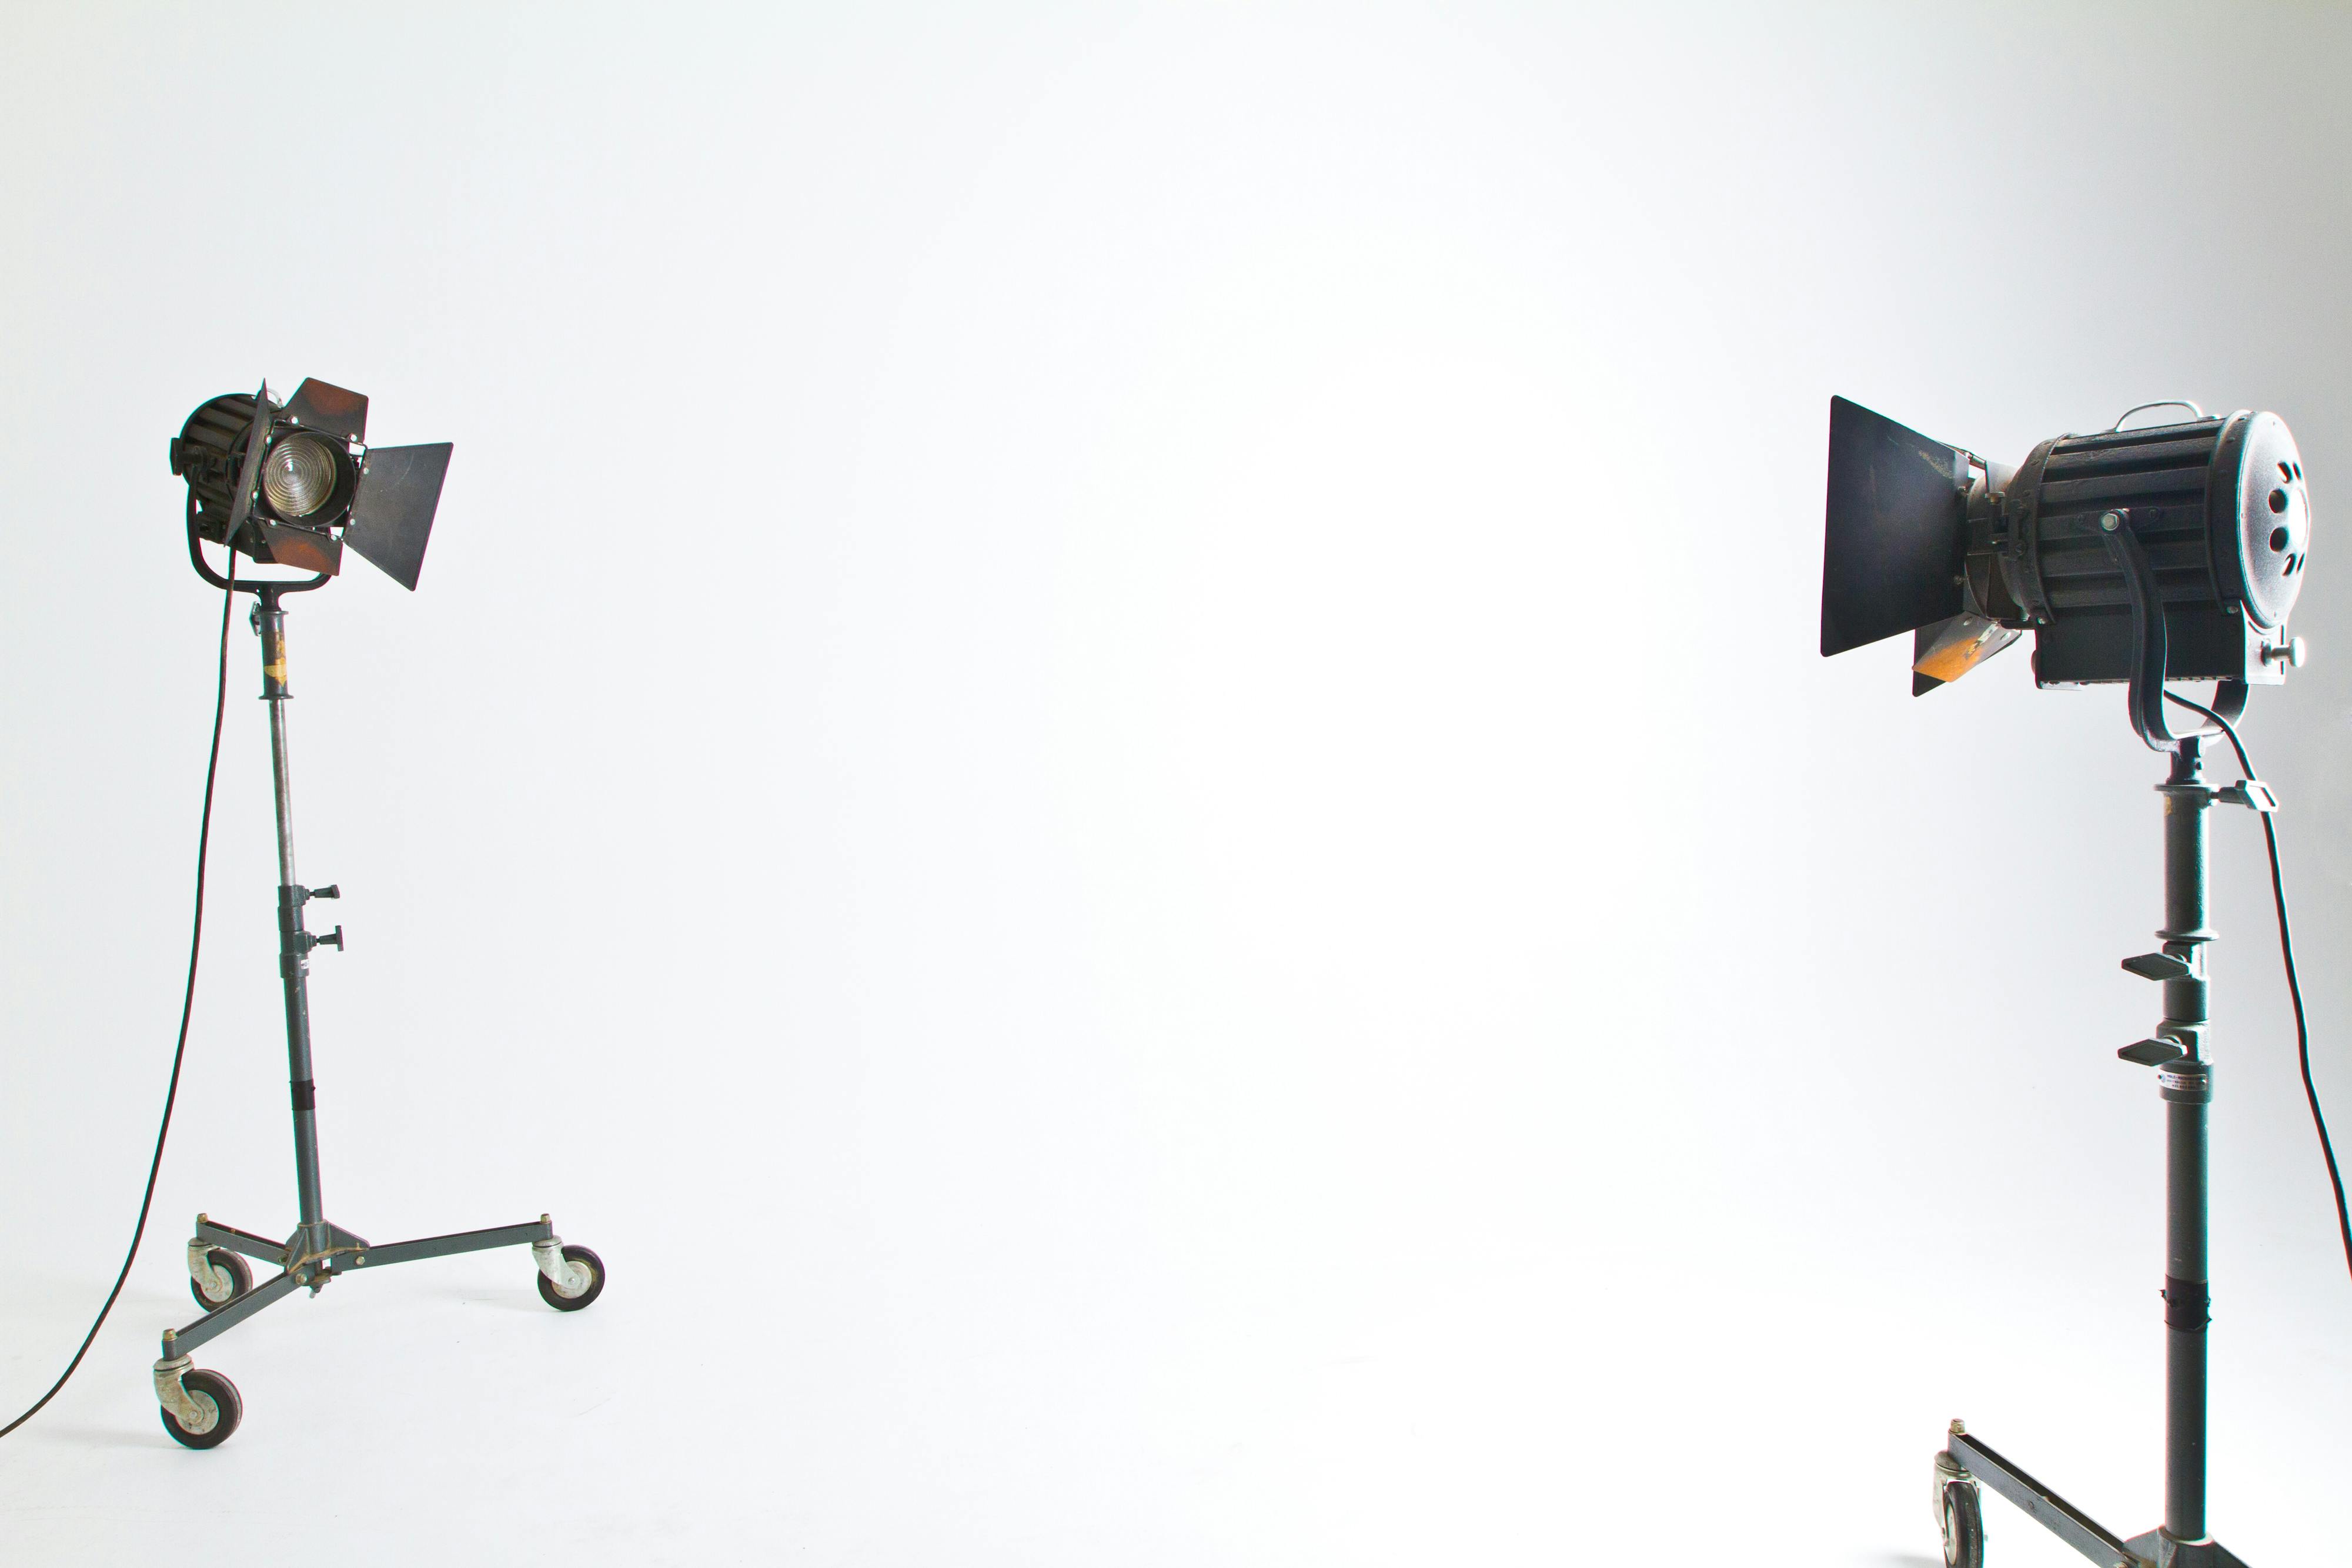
[1818,397,2320,1567]
[152,382,604,1450]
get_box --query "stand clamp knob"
[308,927,344,953]
[305,884,340,902]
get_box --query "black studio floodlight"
[145,378,602,1451]
[1822,396,2308,745]
[171,377,451,590]
[1822,395,2324,1568]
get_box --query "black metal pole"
[255,586,326,1248]
[2157,738,2214,1547]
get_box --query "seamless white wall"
[0,5,2344,1564]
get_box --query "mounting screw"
[1949,1417,1966,1436]
[2100,510,2123,533]
[2262,637,2307,669]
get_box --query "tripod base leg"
[153,1211,601,1446]
[160,1268,304,1360]
[192,1214,288,1269]
[340,1216,553,1271]
[1946,1430,2139,1567]
[1942,1430,2253,1568]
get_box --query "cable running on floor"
[0,551,236,1440]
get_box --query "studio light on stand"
[1822,395,2332,1568]
[149,378,605,1449]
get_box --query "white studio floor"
[3,1181,2344,1566]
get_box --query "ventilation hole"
[2281,460,2296,480]
[2293,462,2304,480]
[2270,487,2290,513]
[2286,553,2303,575]
[2271,526,2291,551]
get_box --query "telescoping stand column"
[1933,734,2261,1568]
[158,379,603,1449]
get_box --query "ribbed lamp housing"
[1969,412,2308,686]
[169,392,262,528]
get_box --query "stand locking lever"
[2215,780,2277,813]
[2122,952,2193,982]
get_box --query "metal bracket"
[2121,1529,2249,1567]
[1933,1434,1972,1522]
[152,1355,217,1436]
[2108,400,2207,432]
[187,1240,236,1305]
[2214,780,2278,813]
[532,1235,593,1299]
[2093,509,2250,752]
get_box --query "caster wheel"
[537,1243,605,1312]
[190,1247,252,1312]
[160,1368,242,1450]
[1940,1479,1984,1568]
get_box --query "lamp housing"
[1820,396,2308,697]
[171,378,451,591]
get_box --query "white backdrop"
[1,5,2346,1564]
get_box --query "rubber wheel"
[190,1247,252,1312]
[1940,1479,1984,1568]
[160,1368,242,1450]
[537,1243,605,1312]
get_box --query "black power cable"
[0,554,236,1440]
[2166,688,2352,1286]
